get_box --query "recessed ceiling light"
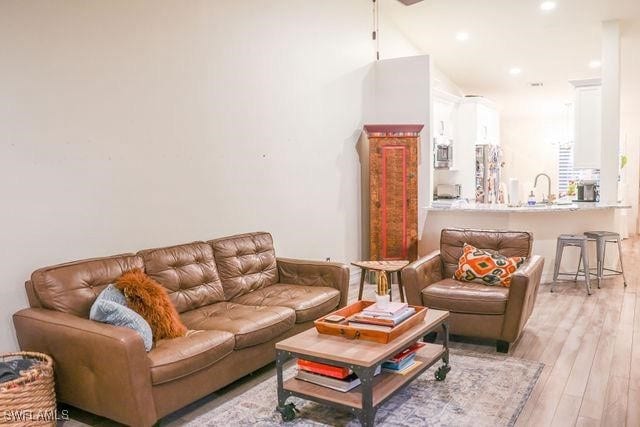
[509,67,522,75]
[455,32,470,41]
[589,60,602,69]
[540,1,557,11]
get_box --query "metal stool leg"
[616,237,628,287]
[551,239,564,292]
[595,236,605,289]
[581,242,592,295]
[573,254,581,282]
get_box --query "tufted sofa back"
[138,242,225,313]
[30,254,144,318]
[209,232,279,300]
[28,232,280,317]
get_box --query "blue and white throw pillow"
[90,284,153,351]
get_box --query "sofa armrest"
[401,251,443,306]
[13,308,157,427]
[501,255,545,342]
[276,257,350,308]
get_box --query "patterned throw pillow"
[454,243,526,287]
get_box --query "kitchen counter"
[421,201,630,281]
[426,202,631,213]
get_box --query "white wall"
[620,20,640,234]
[0,1,417,352]
[501,114,566,203]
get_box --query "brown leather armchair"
[402,228,544,352]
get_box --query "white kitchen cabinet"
[571,81,602,169]
[432,90,458,145]
[458,97,500,146]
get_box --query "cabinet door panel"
[369,137,418,262]
[574,86,601,169]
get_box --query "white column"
[600,20,621,203]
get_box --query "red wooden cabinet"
[364,125,422,262]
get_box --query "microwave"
[434,143,453,169]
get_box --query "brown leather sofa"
[13,232,349,426]
[402,228,544,353]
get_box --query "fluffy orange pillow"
[115,269,187,341]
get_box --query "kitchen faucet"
[534,173,552,204]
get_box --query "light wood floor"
[511,236,640,427]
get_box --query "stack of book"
[381,341,425,374]
[295,359,380,392]
[347,302,416,330]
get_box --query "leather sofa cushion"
[231,284,340,323]
[440,228,532,278]
[138,242,224,313]
[422,278,509,315]
[209,232,278,300]
[181,302,295,349]
[31,254,144,318]
[148,329,235,385]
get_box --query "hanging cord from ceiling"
[372,0,380,60]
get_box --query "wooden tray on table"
[314,300,427,344]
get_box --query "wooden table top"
[351,260,410,272]
[276,309,449,367]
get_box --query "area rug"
[184,349,543,427]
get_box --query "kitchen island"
[422,202,631,281]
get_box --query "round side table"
[351,260,410,302]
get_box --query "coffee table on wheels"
[275,309,450,426]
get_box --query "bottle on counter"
[527,191,536,206]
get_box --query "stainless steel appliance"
[434,143,453,169]
[435,184,462,199]
[576,180,599,202]
[475,144,502,203]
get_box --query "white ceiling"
[382,0,640,115]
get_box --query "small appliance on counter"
[435,184,462,199]
[575,180,599,202]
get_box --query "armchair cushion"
[454,244,525,287]
[230,284,340,323]
[422,278,509,315]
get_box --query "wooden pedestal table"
[275,309,450,426]
[351,260,409,303]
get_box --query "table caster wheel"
[435,364,450,381]
[277,403,298,421]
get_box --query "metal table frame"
[275,321,450,426]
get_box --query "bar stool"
[551,234,592,295]
[583,231,627,288]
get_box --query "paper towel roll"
[508,178,520,205]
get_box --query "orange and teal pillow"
[454,243,525,287]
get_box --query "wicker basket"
[0,352,56,427]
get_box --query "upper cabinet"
[432,91,458,144]
[457,97,500,146]
[571,79,602,169]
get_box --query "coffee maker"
[576,180,599,202]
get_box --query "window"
[557,144,576,196]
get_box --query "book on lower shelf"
[381,341,426,373]
[297,359,351,379]
[295,365,382,392]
